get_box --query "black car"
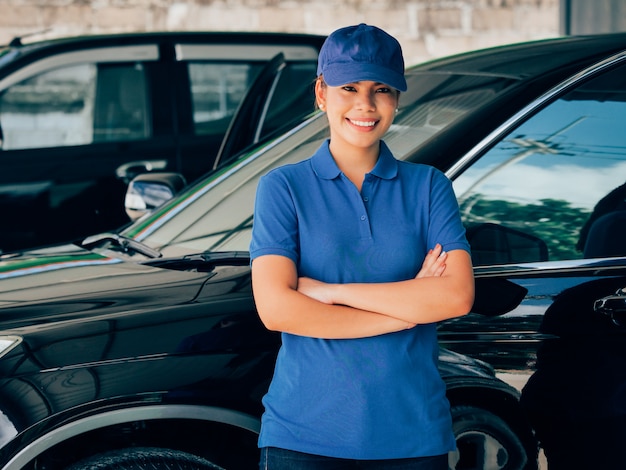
[1,32,626,470]
[0,31,325,253]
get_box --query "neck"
[329,140,380,190]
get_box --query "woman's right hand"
[416,244,447,278]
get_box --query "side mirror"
[472,277,528,317]
[125,172,186,221]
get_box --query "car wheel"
[449,405,530,470]
[66,447,224,470]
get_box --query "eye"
[376,87,392,94]
[342,85,357,92]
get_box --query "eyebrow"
[345,81,387,86]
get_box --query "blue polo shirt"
[250,140,469,459]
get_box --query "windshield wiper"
[182,251,250,264]
[80,233,162,259]
[144,251,250,272]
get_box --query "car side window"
[453,62,626,266]
[0,62,150,150]
[188,63,263,137]
[0,63,96,149]
[260,62,318,137]
[92,63,150,142]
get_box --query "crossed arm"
[251,244,474,339]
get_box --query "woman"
[250,23,474,469]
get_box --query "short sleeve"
[249,170,300,264]
[427,170,471,254]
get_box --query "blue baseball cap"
[317,23,407,92]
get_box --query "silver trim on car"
[0,45,160,90]
[3,404,260,470]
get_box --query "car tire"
[66,447,224,470]
[449,405,531,470]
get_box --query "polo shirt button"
[363,196,369,202]
[360,215,366,221]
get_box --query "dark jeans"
[259,447,448,470]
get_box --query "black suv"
[2,32,626,470]
[0,32,324,253]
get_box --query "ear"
[315,78,326,110]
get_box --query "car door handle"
[116,160,168,182]
[594,287,626,326]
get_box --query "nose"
[355,90,376,110]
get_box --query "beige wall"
[0,0,559,65]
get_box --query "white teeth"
[351,119,376,127]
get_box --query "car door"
[212,52,288,169]
[0,43,172,252]
[439,52,626,468]
[0,39,320,254]
[173,43,318,180]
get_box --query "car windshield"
[121,69,518,258]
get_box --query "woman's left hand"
[297,277,335,304]
[416,243,447,278]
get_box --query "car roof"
[0,30,326,72]
[407,32,626,79]
[2,30,327,49]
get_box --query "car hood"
[0,243,214,328]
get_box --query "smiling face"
[315,78,399,157]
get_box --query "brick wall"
[0,0,559,65]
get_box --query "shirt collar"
[312,139,398,181]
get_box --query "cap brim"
[322,63,407,92]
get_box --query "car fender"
[2,402,260,470]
